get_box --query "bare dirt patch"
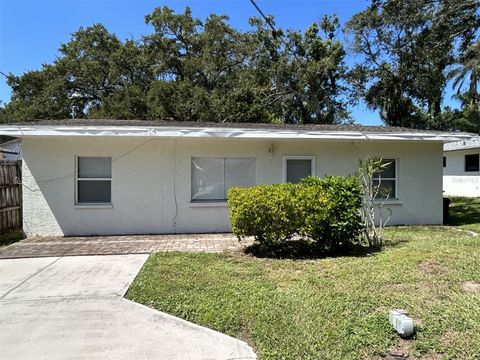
[418,260,447,275]
[372,339,413,359]
[462,280,480,293]
[374,339,442,360]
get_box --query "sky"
[0,0,462,125]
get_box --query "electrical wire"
[17,137,155,191]
[248,0,316,87]
[248,0,382,135]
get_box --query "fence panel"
[0,161,22,233]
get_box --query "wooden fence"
[0,161,22,233]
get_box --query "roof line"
[0,124,474,143]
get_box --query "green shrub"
[228,176,364,253]
[300,176,364,250]
[227,184,298,245]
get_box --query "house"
[0,120,473,237]
[443,136,480,197]
[0,138,22,161]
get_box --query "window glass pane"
[465,154,479,172]
[191,158,225,201]
[373,160,395,179]
[78,157,111,178]
[78,180,111,203]
[373,180,396,199]
[225,159,256,196]
[286,159,312,184]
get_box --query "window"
[283,156,315,184]
[76,157,112,204]
[372,159,397,200]
[465,154,479,172]
[443,156,446,168]
[191,157,256,202]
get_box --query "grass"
[0,229,23,248]
[447,196,480,233]
[127,198,480,360]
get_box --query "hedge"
[227,176,363,251]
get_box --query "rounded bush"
[228,184,298,245]
[227,176,364,253]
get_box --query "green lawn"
[127,199,480,360]
[0,229,23,248]
[447,197,480,233]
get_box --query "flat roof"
[0,119,475,142]
[444,136,480,152]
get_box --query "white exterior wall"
[443,149,480,197]
[22,137,444,236]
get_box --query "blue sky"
[0,0,461,125]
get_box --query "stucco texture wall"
[443,149,480,197]
[22,137,443,236]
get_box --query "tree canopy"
[0,7,350,125]
[1,2,479,132]
[346,0,479,131]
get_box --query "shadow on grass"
[0,229,24,248]
[447,197,480,226]
[244,237,408,260]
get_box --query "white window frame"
[372,158,398,200]
[282,156,315,183]
[190,157,257,203]
[75,156,112,206]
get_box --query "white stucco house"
[0,120,473,237]
[0,138,22,161]
[443,136,480,197]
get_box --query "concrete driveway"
[0,255,256,360]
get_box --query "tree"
[276,15,351,124]
[450,40,480,109]
[346,0,479,129]
[0,6,352,124]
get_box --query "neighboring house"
[0,138,22,161]
[0,120,473,237]
[443,136,480,197]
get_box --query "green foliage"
[1,2,478,131]
[346,0,480,130]
[127,221,480,359]
[227,176,363,251]
[432,104,480,133]
[227,184,299,246]
[447,196,480,232]
[0,7,350,124]
[299,176,363,249]
[0,230,24,248]
[356,157,393,247]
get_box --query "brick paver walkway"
[0,234,254,259]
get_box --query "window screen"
[77,157,112,204]
[372,159,397,199]
[191,158,256,201]
[285,159,313,184]
[465,154,479,172]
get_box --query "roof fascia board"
[444,146,480,152]
[0,125,473,142]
